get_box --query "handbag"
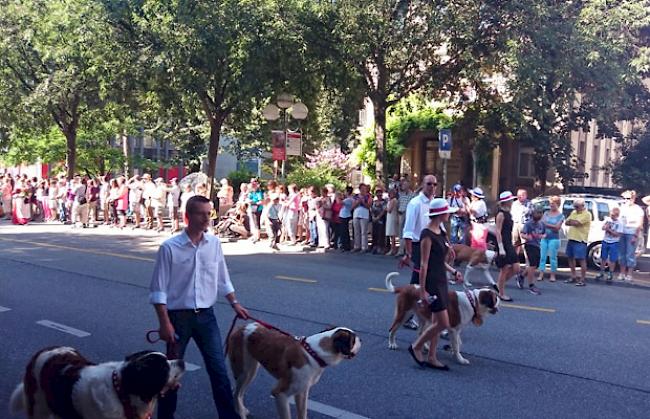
[78,197,87,205]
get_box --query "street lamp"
[262,94,308,179]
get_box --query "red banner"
[272,130,286,161]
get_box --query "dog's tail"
[385,272,400,293]
[9,383,25,415]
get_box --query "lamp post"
[262,94,308,179]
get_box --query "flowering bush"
[305,147,351,171]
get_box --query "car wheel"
[588,242,602,270]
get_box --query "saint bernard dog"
[9,346,185,419]
[385,272,499,365]
[227,322,361,419]
[452,243,498,288]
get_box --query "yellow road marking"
[274,275,317,284]
[637,320,650,325]
[368,287,391,293]
[0,237,155,262]
[500,303,556,313]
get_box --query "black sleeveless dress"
[496,208,519,268]
[420,228,450,313]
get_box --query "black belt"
[169,307,211,314]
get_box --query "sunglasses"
[426,182,438,186]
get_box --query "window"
[597,202,609,221]
[518,149,535,178]
[562,199,594,221]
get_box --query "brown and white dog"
[9,346,185,419]
[227,322,361,419]
[452,243,497,288]
[385,272,499,365]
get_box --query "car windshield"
[562,199,594,220]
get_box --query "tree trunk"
[372,99,388,186]
[122,130,131,177]
[64,128,77,179]
[206,118,223,202]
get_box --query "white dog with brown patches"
[227,322,361,419]
[385,272,499,365]
[9,346,185,419]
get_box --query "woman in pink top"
[116,176,129,228]
[2,175,13,220]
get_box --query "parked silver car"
[484,194,625,268]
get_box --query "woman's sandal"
[408,345,424,368]
[499,295,513,302]
[423,361,449,371]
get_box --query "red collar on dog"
[464,289,479,321]
[112,370,144,419]
[299,337,329,368]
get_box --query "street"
[1,222,650,419]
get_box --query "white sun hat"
[469,187,485,199]
[499,191,516,202]
[428,198,459,217]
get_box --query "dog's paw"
[388,342,398,350]
[456,356,470,365]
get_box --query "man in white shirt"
[401,175,438,285]
[151,195,249,419]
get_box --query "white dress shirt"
[150,230,235,310]
[402,192,433,242]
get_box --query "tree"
[314,0,518,182]
[612,128,650,194]
[505,0,650,190]
[104,0,322,197]
[0,0,123,178]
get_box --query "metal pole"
[281,111,287,179]
[443,159,448,199]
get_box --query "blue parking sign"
[439,129,452,151]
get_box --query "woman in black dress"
[408,198,464,370]
[495,191,521,302]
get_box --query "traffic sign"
[438,129,452,159]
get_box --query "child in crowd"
[520,208,544,295]
[267,194,282,250]
[598,207,623,281]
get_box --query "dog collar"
[299,337,329,368]
[112,370,144,419]
[464,289,479,321]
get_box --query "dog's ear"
[121,352,170,402]
[124,350,156,362]
[332,329,355,356]
[478,290,496,309]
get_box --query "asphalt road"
[1,222,650,419]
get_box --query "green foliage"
[612,129,650,195]
[227,169,255,196]
[354,99,454,179]
[286,165,346,192]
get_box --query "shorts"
[566,240,587,260]
[496,244,518,268]
[524,244,540,268]
[129,201,142,214]
[427,280,449,313]
[601,241,619,262]
[152,206,163,217]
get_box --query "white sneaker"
[618,273,625,281]
[625,275,633,282]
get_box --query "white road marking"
[0,305,11,312]
[185,362,201,371]
[36,320,91,337]
[289,397,370,419]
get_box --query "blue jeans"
[538,237,560,272]
[618,233,637,269]
[450,216,468,244]
[158,308,239,419]
[309,219,318,246]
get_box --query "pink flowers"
[305,147,350,171]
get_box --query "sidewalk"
[1,218,649,288]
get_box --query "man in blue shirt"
[151,195,249,419]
